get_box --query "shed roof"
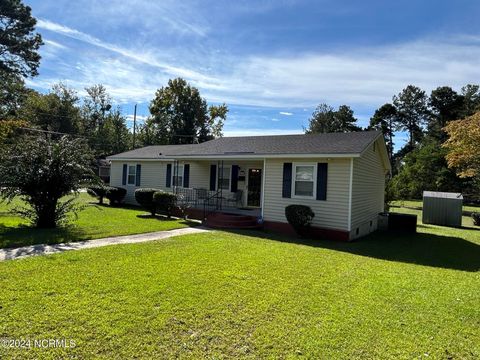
[423,191,463,199]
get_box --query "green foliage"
[305,103,361,134]
[0,72,30,119]
[20,83,82,134]
[176,193,191,220]
[0,0,43,78]
[87,185,109,205]
[135,188,159,216]
[0,193,191,248]
[105,186,126,206]
[393,85,429,147]
[472,212,480,226]
[153,191,176,218]
[428,86,464,141]
[368,103,398,160]
[147,78,227,145]
[0,118,28,144]
[0,135,96,228]
[389,140,467,200]
[460,84,480,117]
[285,204,315,236]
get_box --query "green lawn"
[391,199,480,213]
[0,207,478,359]
[0,193,193,249]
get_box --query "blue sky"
[26,0,480,148]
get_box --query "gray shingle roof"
[108,131,381,159]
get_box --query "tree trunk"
[36,200,58,228]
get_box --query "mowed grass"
[0,207,478,359]
[391,199,480,213]
[0,193,193,249]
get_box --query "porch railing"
[203,189,223,220]
[173,187,224,219]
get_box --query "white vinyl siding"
[110,160,263,206]
[110,160,169,204]
[350,138,386,239]
[263,158,350,231]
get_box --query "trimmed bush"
[87,185,108,204]
[472,212,480,226]
[153,191,176,218]
[135,188,159,216]
[105,186,126,206]
[285,204,315,237]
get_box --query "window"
[127,165,136,185]
[172,164,184,187]
[218,166,231,190]
[293,164,315,197]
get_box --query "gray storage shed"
[422,191,463,227]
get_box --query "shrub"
[87,185,108,204]
[285,204,315,237]
[0,135,95,228]
[105,186,126,206]
[135,188,159,216]
[153,191,176,218]
[472,212,480,226]
[176,193,191,220]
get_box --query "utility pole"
[133,104,137,149]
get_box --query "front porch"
[173,187,262,219]
[170,159,264,222]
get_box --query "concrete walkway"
[0,227,210,262]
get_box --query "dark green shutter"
[231,165,239,192]
[210,165,217,191]
[135,164,141,186]
[166,164,172,188]
[122,164,127,185]
[183,164,190,188]
[316,163,328,200]
[282,163,292,198]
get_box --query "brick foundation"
[263,221,350,241]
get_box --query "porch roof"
[108,131,382,160]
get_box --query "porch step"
[205,213,262,230]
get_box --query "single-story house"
[107,130,391,240]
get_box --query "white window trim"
[127,164,137,186]
[291,162,317,199]
[217,165,232,191]
[172,163,185,188]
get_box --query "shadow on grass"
[0,224,90,250]
[223,228,480,272]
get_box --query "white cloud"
[36,19,216,85]
[271,118,280,122]
[32,20,480,113]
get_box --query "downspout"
[347,158,354,232]
[261,158,266,219]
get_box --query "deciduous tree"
[305,103,361,134]
[149,78,227,144]
[443,112,480,179]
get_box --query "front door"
[247,169,262,207]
